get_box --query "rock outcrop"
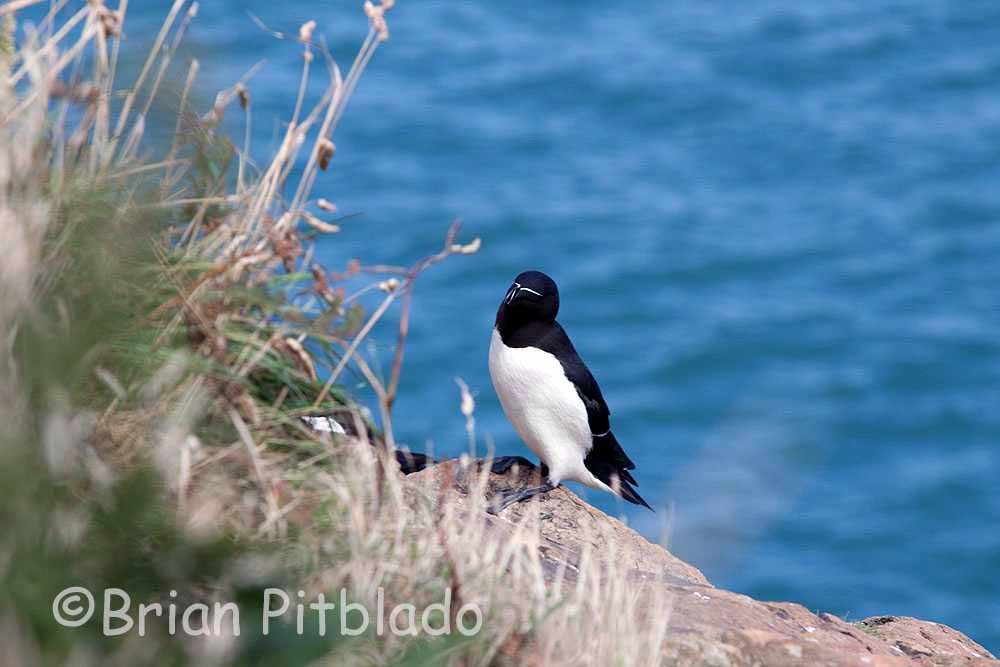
[410,461,997,667]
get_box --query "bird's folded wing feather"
[539,324,636,474]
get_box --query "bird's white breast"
[488,328,592,484]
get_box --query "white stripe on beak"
[505,283,521,304]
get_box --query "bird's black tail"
[584,431,652,511]
[591,463,651,510]
[617,478,651,510]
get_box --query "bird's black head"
[496,270,560,331]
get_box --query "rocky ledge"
[410,461,997,667]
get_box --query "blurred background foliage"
[0,2,475,664]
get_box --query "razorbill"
[301,414,436,473]
[487,270,651,513]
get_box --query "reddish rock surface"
[410,461,998,667]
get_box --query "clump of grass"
[1,2,673,665]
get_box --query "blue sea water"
[36,0,1000,651]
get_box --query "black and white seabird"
[487,270,651,513]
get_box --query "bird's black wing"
[535,324,646,503]
[529,324,607,425]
